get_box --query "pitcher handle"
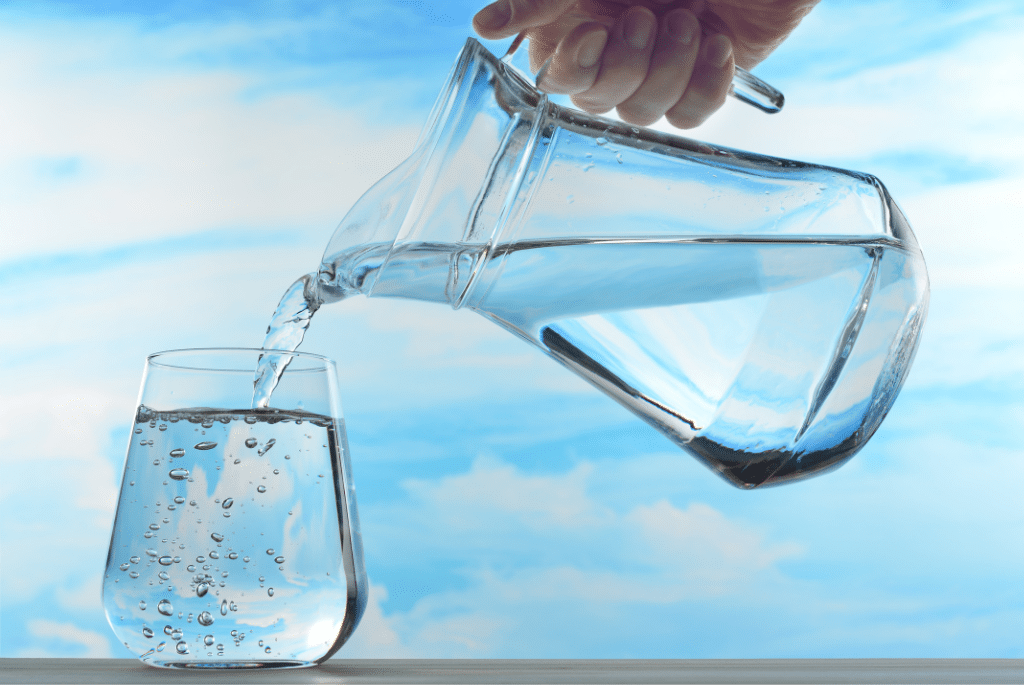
[501,30,784,114]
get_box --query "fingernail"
[702,34,732,69]
[536,57,553,89]
[576,29,608,68]
[665,10,697,45]
[623,8,655,50]
[476,0,511,31]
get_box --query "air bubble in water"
[211,532,225,542]
[128,571,140,578]
[130,555,141,564]
[257,485,266,493]
[266,548,274,555]
[204,635,215,646]
[149,523,160,531]
[227,552,238,560]
[220,599,228,616]
[134,428,143,434]
[244,415,258,424]
[163,625,174,635]
[273,469,279,475]
[158,556,173,566]
[173,496,185,504]
[221,498,233,509]
[169,449,185,458]
[195,441,217,450]
[229,602,237,612]
[209,551,220,559]
[243,556,250,563]
[175,641,189,655]
[159,424,167,431]
[168,468,189,480]
[146,549,158,557]
[158,571,169,580]
[138,600,147,610]
[268,588,274,597]
[244,438,257,448]
[142,627,154,638]
[196,583,209,597]
[157,641,166,651]
[265,646,272,653]
[157,599,173,616]
[120,562,130,571]
[258,439,276,456]
[196,556,206,563]
[171,628,183,640]
[274,556,285,564]
[197,611,214,626]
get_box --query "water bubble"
[159,424,167,431]
[146,549,158,557]
[596,136,608,145]
[157,641,166,652]
[186,564,196,572]
[266,549,274,555]
[209,551,219,559]
[267,588,275,597]
[211,532,225,543]
[162,518,170,523]
[128,571,140,578]
[148,523,160,531]
[195,441,217,451]
[143,531,155,539]
[230,630,238,637]
[221,599,228,615]
[171,628,183,640]
[169,449,185,458]
[130,481,135,486]
[163,625,174,635]
[227,552,238,560]
[130,555,141,564]
[221,571,229,578]
[216,643,224,651]
[142,627,154,638]
[120,562,130,571]
[229,602,237,612]
[274,556,285,564]
[158,571,169,580]
[138,600,147,610]
[233,459,241,464]
[157,599,173,616]
[259,576,265,582]
[134,428,143,434]
[257,439,276,456]
[158,556,173,566]
[173,496,185,504]
[196,583,209,597]
[265,646,272,653]
[244,438,257,448]
[175,641,189,655]
[221,498,233,509]
[168,468,189,480]
[273,469,279,475]
[153,460,160,466]
[196,556,206,563]
[284,455,290,460]
[243,556,250,563]
[197,611,214,626]
[166,504,176,511]
[256,485,266,493]
[201,419,213,429]
[173,556,181,563]
[204,635,215,646]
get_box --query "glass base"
[147,659,314,669]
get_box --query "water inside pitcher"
[296,37,929,489]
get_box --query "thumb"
[473,0,577,39]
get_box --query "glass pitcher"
[307,38,929,489]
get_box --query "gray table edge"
[2,659,1024,685]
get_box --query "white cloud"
[0,16,420,263]
[22,619,113,658]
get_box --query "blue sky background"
[1,0,1023,659]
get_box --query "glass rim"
[147,347,334,373]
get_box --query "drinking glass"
[102,348,366,669]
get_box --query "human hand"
[473,0,819,128]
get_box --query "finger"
[473,0,576,40]
[571,5,658,115]
[665,33,734,129]
[535,23,609,96]
[616,8,701,127]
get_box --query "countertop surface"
[2,659,1024,685]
